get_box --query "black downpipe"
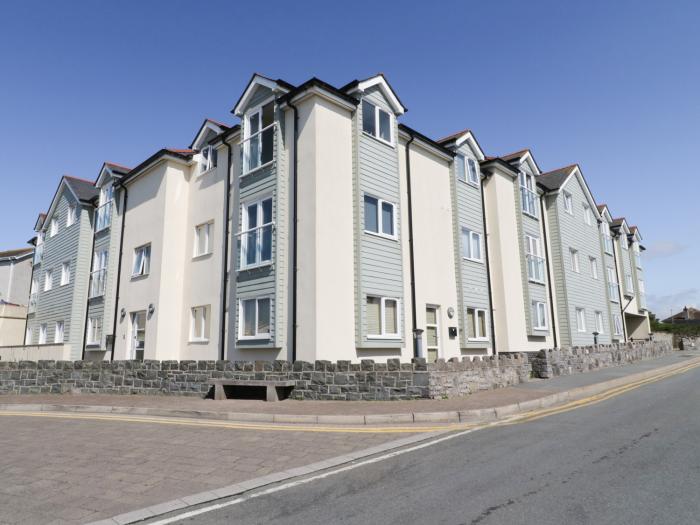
[611,234,628,341]
[540,196,558,348]
[81,208,97,360]
[403,134,420,358]
[110,186,128,361]
[481,175,498,354]
[219,140,233,360]
[23,252,37,345]
[288,101,299,362]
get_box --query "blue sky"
[0,0,697,317]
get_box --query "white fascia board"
[43,179,80,229]
[283,85,357,113]
[454,132,486,161]
[349,75,406,115]
[233,75,288,116]
[122,154,191,187]
[398,130,453,162]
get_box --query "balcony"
[89,268,107,298]
[520,186,538,218]
[95,202,112,232]
[33,244,43,265]
[28,293,37,314]
[242,122,276,176]
[634,253,642,270]
[527,254,546,283]
[608,282,619,301]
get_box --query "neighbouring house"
[663,307,700,325]
[0,247,33,346]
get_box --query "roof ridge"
[64,175,96,185]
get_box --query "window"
[39,324,47,344]
[526,234,545,283]
[622,238,629,250]
[190,305,210,342]
[583,205,592,226]
[241,198,273,268]
[625,272,634,293]
[30,278,37,295]
[602,222,614,254]
[613,314,623,336]
[461,228,483,262]
[243,101,274,174]
[466,307,488,340]
[240,297,271,339]
[194,222,213,257]
[130,311,146,360]
[425,306,439,363]
[607,267,619,302]
[60,262,70,286]
[44,269,53,291]
[90,251,107,298]
[519,171,538,218]
[364,195,396,239]
[570,248,580,273]
[595,311,605,334]
[132,244,151,277]
[362,100,393,145]
[66,205,76,227]
[464,157,480,185]
[87,317,101,345]
[590,257,598,280]
[25,327,32,345]
[199,145,218,174]
[563,192,573,214]
[367,296,400,338]
[49,218,58,237]
[95,185,113,231]
[633,244,643,269]
[532,301,548,330]
[576,308,586,332]
[54,321,64,343]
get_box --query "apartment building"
[19,71,651,363]
[0,248,33,346]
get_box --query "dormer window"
[362,100,392,145]
[243,101,275,174]
[200,145,218,174]
[96,185,113,232]
[66,205,76,227]
[519,171,538,218]
[49,218,58,237]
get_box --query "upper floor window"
[49,218,58,237]
[583,205,592,226]
[199,145,218,174]
[564,192,573,215]
[194,221,213,257]
[366,296,400,338]
[132,244,151,277]
[602,222,614,254]
[243,101,274,174]
[590,257,598,279]
[622,237,629,250]
[461,228,483,262]
[625,272,634,292]
[66,205,76,227]
[519,171,538,218]
[570,248,580,273]
[90,251,108,298]
[44,269,53,291]
[362,100,392,145]
[241,198,273,268]
[525,234,545,283]
[458,156,480,186]
[607,267,619,302]
[37,231,45,245]
[364,195,396,239]
[190,305,210,342]
[60,262,70,286]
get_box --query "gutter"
[481,175,498,354]
[402,132,421,358]
[81,208,97,360]
[218,139,233,360]
[110,185,128,361]
[288,100,299,362]
[540,196,558,348]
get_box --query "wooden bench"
[208,379,296,402]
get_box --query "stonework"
[0,341,675,400]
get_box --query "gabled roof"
[597,204,613,223]
[64,176,99,203]
[342,73,406,115]
[96,161,131,188]
[0,247,33,260]
[500,148,541,175]
[118,148,195,187]
[630,225,642,242]
[232,73,295,116]
[189,118,230,149]
[437,129,486,161]
[537,164,578,191]
[611,217,631,235]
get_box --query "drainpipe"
[539,196,558,348]
[611,233,628,341]
[110,185,128,362]
[219,139,233,360]
[288,100,299,362]
[81,206,97,360]
[23,251,37,345]
[480,175,498,354]
[403,133,422,358]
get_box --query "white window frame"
[363,194,397,240]
[590,257,598,280]
[519,171,539,218]
[583,205,592,226]
[362,100,394,146]
[366,296,401,339]
[54,321,64,343]
[240,197,274,269]
[625,272,634,293]
[532,301,548,331]
[242,99,275,176]
[602,222,614,254]
[38,324,47,344]
[595,311,605,335]
[461,227,483,263]
[194,221,213,258]
[90,251,108,298]
[613,314,624,336]
[132,244,151,277]
[466,307,489,341]
[563,192,574,215]
[60,262,70,286]
[44,269,53,291]
[525,234,545,283]
[189,305,210,342]
[238,297,272,340]
[607,267,619,303]
[87,317,101,346]
[576,307,587,332]
[49,218,58,237]
[199,145,218,175]
[465,157,480,186]
[570,248,580,273]
[66,204,76,227]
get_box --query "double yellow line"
[1,360,698,434]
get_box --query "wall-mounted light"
[148,304,155,316]
[447,307,455,319]
[120,308,126,320]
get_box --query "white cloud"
[645,241,687,260]
[646,288,699,319]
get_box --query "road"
[166,361,700,525]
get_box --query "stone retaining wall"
[529,341,674,379]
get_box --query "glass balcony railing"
[28,293,37,313]
[527,254,546,283]
[95,202,112,232]
[608,282,619,301]
[242,122,276,175]
[520,186,538,218]
[89,268,107,298]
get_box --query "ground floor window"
[54,321,64,343]
[87,317,101,345]
[425,306,439,363]
[366,296,400,338]
[595,311,605,334]
[532,301,548,330]
[466,307,488,341]
[576,308,586,332]
[39,324,47,344]
[240,297,271,339]
[25,327,32,345]
[190,305,210,342]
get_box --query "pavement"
[0,351,698,525]
[140,352,700,524]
